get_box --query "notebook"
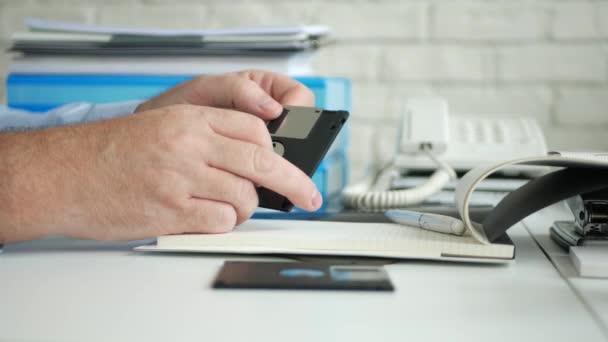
[135,219,515,263]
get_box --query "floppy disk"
[258,106,349,212]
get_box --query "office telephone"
[394,97,548,174]
[342,97,548,210]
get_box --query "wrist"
[0,125,96,242]
[0,132,40,242]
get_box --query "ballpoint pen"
[384,209,466,236]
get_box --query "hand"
[0,104,322,242]
[135,70,315,119]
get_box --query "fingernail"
[311,190,323,210]
[259,97,282,115]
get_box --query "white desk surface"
[523,204,608,338]
[1,222,605,342]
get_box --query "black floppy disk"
[258,106,349,212]
[213,261,394,291]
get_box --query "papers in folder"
[11,18,332,56]
[135,219,515,263]
[9,18,326,76]
[25,17,331,37]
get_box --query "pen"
[384,209,466,236]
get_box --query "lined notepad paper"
[142,219,514,262]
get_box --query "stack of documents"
[9,18,332,75]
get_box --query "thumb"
[192,74,283,120]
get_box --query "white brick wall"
[0,2,96,43]
[552,2,608,39]
[498,44,607,82]
[318,3,428,40]
[380,45,495,81]
[96,4,208,28]
[431,2,549,41]
[205,3,317,28]
[1,0,608,177]
[433,86,554,123]
[556,86,608,126]
[313,44,382,80]
[352,82,433,122]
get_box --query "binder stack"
[6,18,351,210]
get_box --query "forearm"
[0,101,143,243]
[0,101,141,132]
[0,124,96,243]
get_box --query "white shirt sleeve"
[0,100,143,132]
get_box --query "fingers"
[244,70,315,107]
[194,73,283,120]
[205,134,322,211]
[171,198,237,234]
[188,166,258,225]
[190,71,315,120]
[202,107,272,150]
[136,70,316,119]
